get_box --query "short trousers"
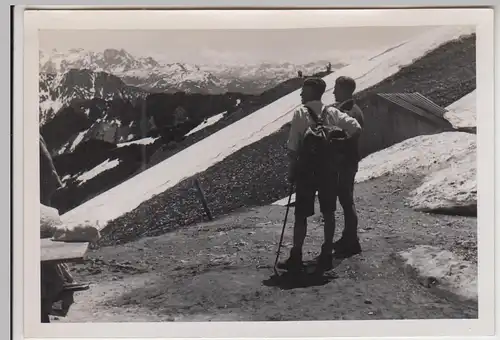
[294,171,338,218]
[333,164,358,210]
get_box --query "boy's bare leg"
[293,215,308,251]
[277,215,307,272]
[323,212,336,252]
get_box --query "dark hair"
[303,77,327,95]
[336,76,356,95]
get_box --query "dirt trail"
[59,174,477,322]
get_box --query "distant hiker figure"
[326,62,332,73]
[329,76,365,258]
[298,70,303,78]
[280,77,361,273]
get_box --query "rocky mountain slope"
[39,69,148,125]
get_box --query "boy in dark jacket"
[330,76,365,258]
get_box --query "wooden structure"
[377,92,449,124]
[359,92,455,159]
[41,238,89,264]
[40,238,90,323]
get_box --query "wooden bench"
[40,239,91,322]
[40,238,89,264]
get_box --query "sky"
[39,26,439,65]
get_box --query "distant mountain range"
[39,48,345,125]
[40,48,345,93]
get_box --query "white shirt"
[287,100,362,152]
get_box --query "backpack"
[298,106,349,175]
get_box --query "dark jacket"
[333,99,365,165]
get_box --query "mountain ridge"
[40,48,345,96]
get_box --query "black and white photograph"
[18,7,495,339]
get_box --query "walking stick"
[273,184,295,276]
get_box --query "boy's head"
[333,76,356,102]
[301,77,327,104]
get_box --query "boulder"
[408,151,476,215]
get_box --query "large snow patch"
[355,132,475,183]
[75,159,121,186]
[355,131,476,215]
[185,112,226,137]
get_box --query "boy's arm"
[287,109,303,153]
[330,107,362,138]
[351,105,365,129]
[287,109,303,182]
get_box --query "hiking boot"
[277,248,303,273]
[333,238,362,258]
[315,244,334,271]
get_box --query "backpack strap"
[336,99,355,112]
[305,106,326,126]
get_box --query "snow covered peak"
[40,48,162,75]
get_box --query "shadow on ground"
[262,259,343,290]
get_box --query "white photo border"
[14,6,495,340]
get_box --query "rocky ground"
[58,172,477,323]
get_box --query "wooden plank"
[40,238,89,263]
